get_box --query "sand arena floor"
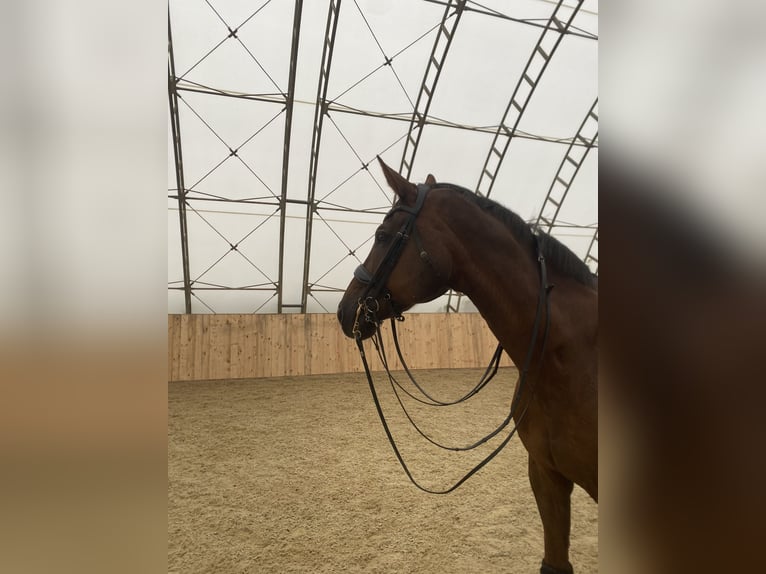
[168,368,597,573]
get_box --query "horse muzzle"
[337,295,396,340]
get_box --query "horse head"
[337,158,453,339]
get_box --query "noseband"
[353,183,431,333]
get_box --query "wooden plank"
[200,315,211,380]
[241,314,257,378]
[292,314,307,376]
[167,315,179,381]
[208,316,226,379]
[179,315,191,380]
[256,314,272,378]
[228,315,244,380]
[184,314,197,380]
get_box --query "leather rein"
[351,182,552,494]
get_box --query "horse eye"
[375,230,389,243]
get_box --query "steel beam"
[399,0,466,179]
[535,98,598,233]
[301,0,342,312]
[584,228,598,274]
[277,0,304,313]
[168,11,193,313]
[174,80,286,105]
[475,0,583,198]
[446,290,465,313]
[327,101,595,146]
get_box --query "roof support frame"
[535,98,598,233]
[300,0,343,313]
[277,0,305,313]
[168,11,193,314]
[399,0,467,179]
[475,0,583,198]
[584,228,598,274]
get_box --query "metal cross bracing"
[168,0,598,315]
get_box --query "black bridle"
[351,182,553,494]
[352,183,431,333]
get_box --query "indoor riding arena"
[169,1,598,572]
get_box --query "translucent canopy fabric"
[169,0,597,314]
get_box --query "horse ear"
[425,174,436,185]
[377,156,417,205]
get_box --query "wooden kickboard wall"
[168,313,512,381]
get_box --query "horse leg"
[528,457,575,574]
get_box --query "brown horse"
[337,158,597,574]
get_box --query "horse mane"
[437,183,597,288]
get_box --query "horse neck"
[447,218,548,367]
